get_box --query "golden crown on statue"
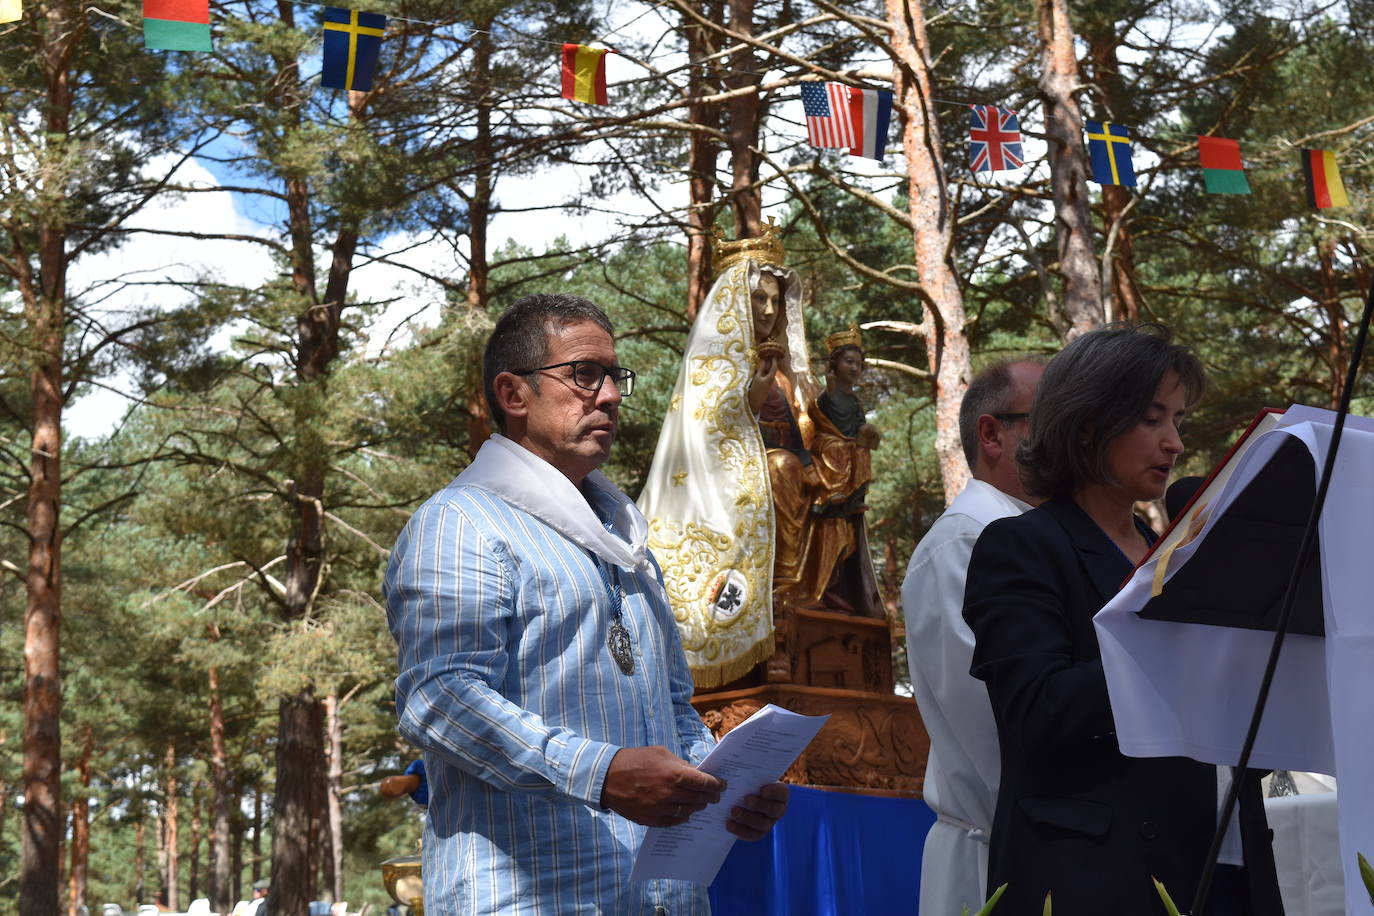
[825,323,863,352]
[711,218,786,274]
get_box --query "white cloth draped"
[637,258,819,686]
[1265,790,1345,916]
[459,433,651,572]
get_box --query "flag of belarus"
[1197,136,1250,195]
[144,0,211,51]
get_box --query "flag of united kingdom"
[969,105,1024,172]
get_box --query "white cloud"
[66,156,274,440]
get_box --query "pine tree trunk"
[134,815,146,907]
[725,0,762,239]
[65,728,93,916]
[685,0,724,320]
[266,4,329,899]
[324,693,345,903]
[252,785,263,885]
[163,744,179,912]
[464,22,495,447]
[1317,239,1347,408]
[1036,0,1103,336]
[207,656,234,915]
[1084,30,1142,323]
[268,1,361,895]
[1100,185,1142,322]
[231,812,243,904]
[268,691,323,916]
[884,0,973,504]
[18,7,79,915]
[189,788,203,902]
[317,744,332,904]
[310,701,326,903]
[467,23,493,314]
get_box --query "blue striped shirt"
[385,473,715,915]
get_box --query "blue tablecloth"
[708,786,934,915]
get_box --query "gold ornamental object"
[711,218,786,274]
[824,324,863,353]
[381,855,423,916]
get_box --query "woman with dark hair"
[962,324,1284,915]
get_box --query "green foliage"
[972,882,1008,915]
[1153,876,1184,916]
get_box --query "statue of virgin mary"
[638,222,821,688]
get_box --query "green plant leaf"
[1152,876,1183,916]
[1359,852,1374,905]
[1042,891,1052,916]
[972,884,1007,916]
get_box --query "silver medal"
[607,620,635,675]
[593,555,635,676]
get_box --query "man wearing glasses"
[900,358,1043,916]
[385,293,788,915]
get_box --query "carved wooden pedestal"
[693,605,929,796]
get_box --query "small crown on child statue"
[825,323,863,353]
[711,218,786,274]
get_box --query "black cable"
[1188,275,1374,916]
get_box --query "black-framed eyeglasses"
[991,412,1029,423]
[510,360,636,397]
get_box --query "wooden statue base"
[692,684,928,796]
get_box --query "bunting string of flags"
[2,0,1360,210]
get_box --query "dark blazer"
[963,495,1283,916]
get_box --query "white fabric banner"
[1095,406,1374,916]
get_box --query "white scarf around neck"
[457,434,650,572]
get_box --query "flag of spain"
[561,44,609,105]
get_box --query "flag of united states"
[800,82,855,149]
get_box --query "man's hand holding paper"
[601,745,725,827]
[630,704,826,884]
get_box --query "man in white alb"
[901,359,1043,915]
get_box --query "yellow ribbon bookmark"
[1150,504,1208,598]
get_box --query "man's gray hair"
[482,293,614,433]
[959,359,1040,467]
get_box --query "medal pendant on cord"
[595,556,635,676]
[607,620,635,676]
